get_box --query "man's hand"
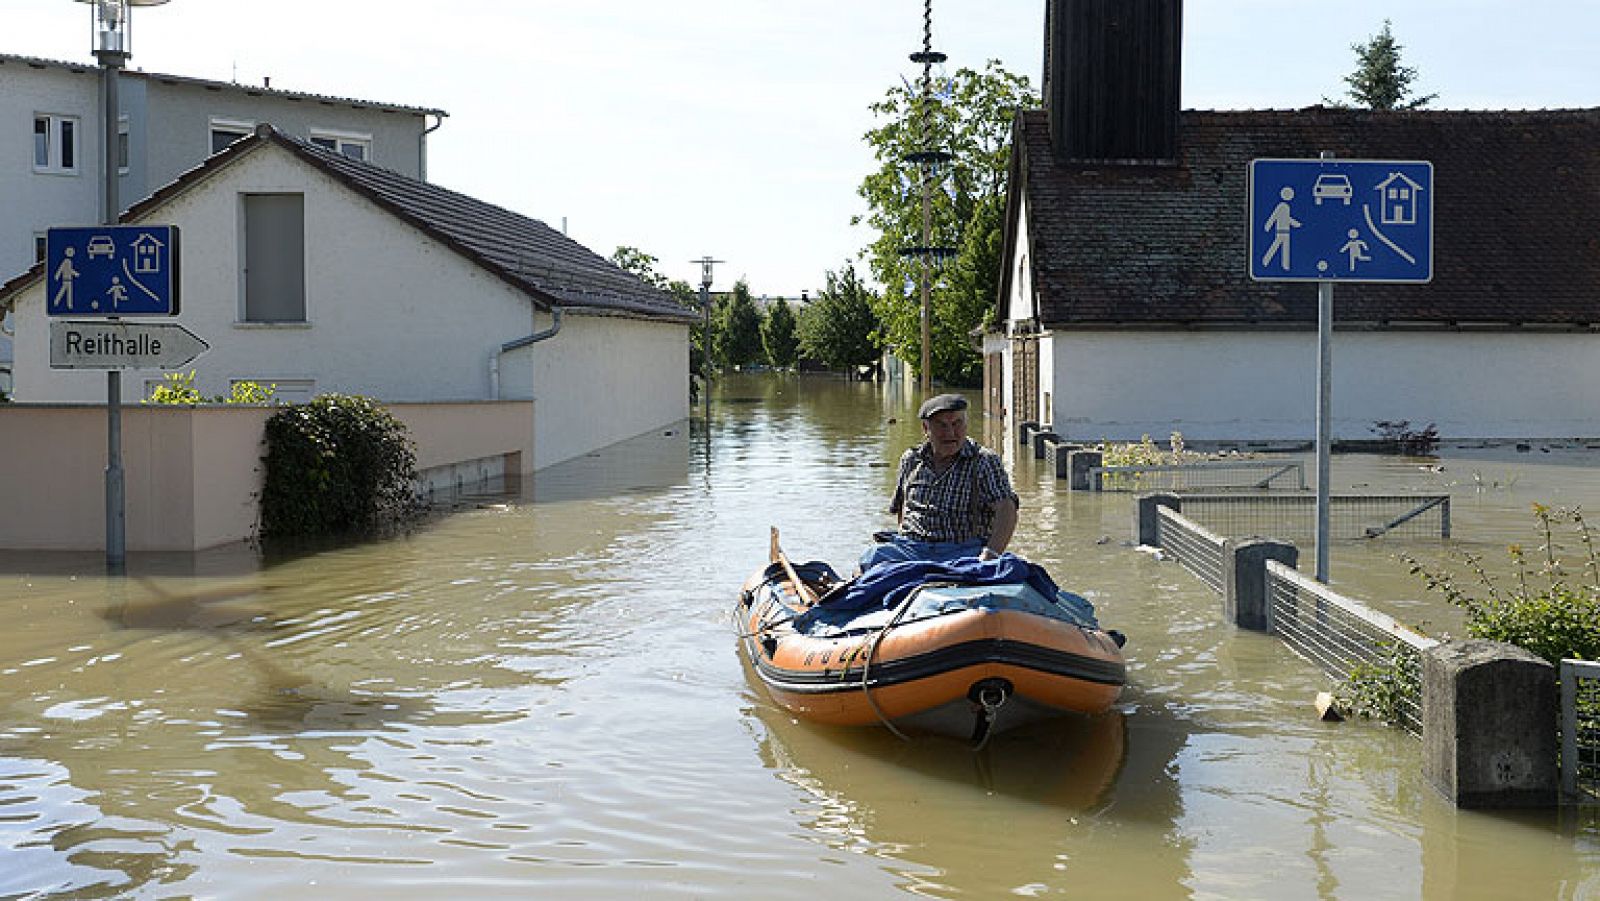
[979,547,999,562]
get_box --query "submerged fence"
[1267,560,1438,736]
[1562,660,1600,802]
[1177,492,1450,542]
[1095,459,1307,493]
[1138,493,1566,808]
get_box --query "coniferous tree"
[797,262,882,374]
[713,279,765,370]
[762,297,800,369]
[1328,20,1437,110]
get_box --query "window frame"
[209,117,255,155]
[33,113,81,174]
[308,128,372,162]
[240,192,308,325]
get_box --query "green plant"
[1098,432,1208,489]
[259,394,421,539]
[144,370,277,405]
[1339,643,1422,725]
[1405,503,1600,667]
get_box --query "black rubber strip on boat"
[746,637,1127,695]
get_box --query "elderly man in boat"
[859,393,1020,572]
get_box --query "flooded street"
[3,373,1599,899]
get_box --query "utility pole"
[80,0,171,572]
[691,256,722,422]
[901,0,954,398]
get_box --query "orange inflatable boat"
[736,536,1126,742]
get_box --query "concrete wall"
[0,400,533,552]
[1044,329,1600,442]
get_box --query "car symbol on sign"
[1312,174,1353,206]
[86,236,116,258]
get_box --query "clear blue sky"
[7,1,1597,297]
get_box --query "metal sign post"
[1248,155,1434,583]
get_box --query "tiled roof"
[0,53,445,117]
[2,126,698,324]
[1007,106,1600,328]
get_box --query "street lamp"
[73,0,170,572]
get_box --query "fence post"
[1052,442,1082,480]
[1018,421,1037,446]
[1069,449,1104,491]
[1224,539,1298,631]
[1421,641,1558,808]
[1032,430,1059,459]
[1135,492,1181,547]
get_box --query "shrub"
[145,369,277,405]
[260,394,421,539]
[1404,503,1600,666]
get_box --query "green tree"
[798,261,882,373]
[1327,20,1437,110]
[857,59,1035,386]
[762,297,800,369]
[609,245,670,287]
[713,279,764,370]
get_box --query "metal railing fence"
[1178,493,1450,542]
[1092,459,1307,493]
[1561,659,1600,802]
[1267,560,1439,736]
[1155,505,1228,594]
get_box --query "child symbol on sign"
[1340,229,1371,272]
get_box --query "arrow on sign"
[49,320,210,370]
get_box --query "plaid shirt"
[890,439,1018,543]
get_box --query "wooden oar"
[769,526,820,607]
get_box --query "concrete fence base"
[1225,539,1298,631]
[1069,449,1104,491]
[1422,641,1558,808]
[1031,430,1059,459]
[1135,492,1182,546]
[1017,420,1038,446]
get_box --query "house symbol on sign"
[130,233,164,274]
[1375,172,1424,226]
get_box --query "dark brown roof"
[1003,106,1600,328]
[1,125,697,324]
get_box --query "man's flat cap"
[918,393,968,419]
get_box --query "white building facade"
[1,128,694,470]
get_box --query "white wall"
[500,312,689,468]
[1046,329,1600,442]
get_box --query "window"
[243,193,306,323]
[309,130,371,162]
[118,117,129,173]
[34,234,47,263]
[210,118,254,155]
[33,114,79,173]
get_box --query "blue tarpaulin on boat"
[792,553,1097,633]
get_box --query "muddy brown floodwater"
[1,373,1597,898]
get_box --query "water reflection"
[2,373,1600,898]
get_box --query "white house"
[991,0,1600,444]
[1,51,447,393]
[0,125,697,470]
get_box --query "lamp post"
[75,0,170,572]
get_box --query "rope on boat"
[860,588,923,743]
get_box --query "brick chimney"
[1042,0,1183,163]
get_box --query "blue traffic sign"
[45,225,180,316]
[1248,159,1432,283]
